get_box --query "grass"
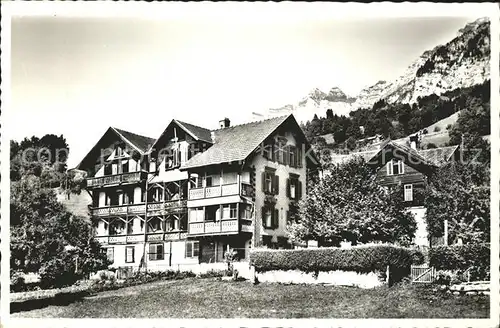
[11,278,489,318]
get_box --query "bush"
[250,245,423,275]
[429,243,490,281]
[39,256,79,289]
[10,271,26,292]
[434,126,441,132]
[198,269,232,279]
[446,124,453,130]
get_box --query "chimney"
[409,134,419,150]
[219,118,230,129]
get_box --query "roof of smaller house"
[112,127,156,153]
[181,115,292,169]
[418,145,459,166]
[329,140,458,169]
[174,120,213,144]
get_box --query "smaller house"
[331,135,459,247]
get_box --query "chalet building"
[331,135,459,247]
[76,115,318,270]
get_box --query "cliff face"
[262,17,490,123]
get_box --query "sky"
[8,4,484,168]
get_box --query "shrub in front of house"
[250,245,424,284]
[39,257,80,289]
[429,243,490,281]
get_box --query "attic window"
[387,159,404,176]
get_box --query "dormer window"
[387,159,404,175]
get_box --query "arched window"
[148,217,163,233]
[109,218,126,235]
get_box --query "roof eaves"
[111,127,144,154]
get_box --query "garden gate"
[411,265,436,283]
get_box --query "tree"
[10,134,109,287]
[424,161,490,244]
[287,158,416,247]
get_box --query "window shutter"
[262,172,267,193]
[286,210,290,224]
[273,175,279,195]
[297,147,302,168]
[298,180,302,199]
[283,146,289,166]
[185,242,192,258]
[286,178,290,198]
[158,244,164,260]
[273,209,279,229]
[386,161,392,175]
[400,161,405,174]
[149,244,155,261]
[193,241,199,257]
[261,207,266,228]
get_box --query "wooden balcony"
[95,231,188,244]
[187,218,252,236]
[86,171,148,188]
[189,182,253,200]
[91,200,187,217]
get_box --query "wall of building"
[252,131,307,245]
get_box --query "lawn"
[11,278,489,318]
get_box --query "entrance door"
[200,241,216,263]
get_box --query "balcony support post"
[219,204,223,232]
[237,173,241,196]
[236,202,240,232]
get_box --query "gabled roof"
[174,120,213,144]
[112,127,156,153]
[329,140,458,172]
[148,119,213,154]
[418,145,459,166]
[181,115,306,169]
[75,127,155,170]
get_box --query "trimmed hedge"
[429,243,490,272]
[250,245,424,274]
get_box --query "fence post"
[250,265,258,285]
[386,265,390,286]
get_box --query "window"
[404,184,413,202]
[104,165,112,176]
[127,219,134,234]
[125,246,135,263]
[289,146,297,167]
[387,159,404,175]
[297,145,303,168]
[190,207,204,222]
[165,218,178,231]
[222,204,237,219]
[115,145,123,158]
[123,190,134,205]
[262,205,279,229]
[262,169,279,195]
[274,141,287,164]
[106,247,114,263]
[185,241,200,258]
[149,243,164,261]
[206,176,213,187]
[263,141,273,160]
[148,217,162,232]
[122,160,129,174]
[165,148,181,169]
[287,176,302,200]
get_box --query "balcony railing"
[91,200,187,217]
[87,171,148,188]
[95,231,187,244]
[189,182,253,200]
[188,219,240,235]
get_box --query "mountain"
[267,87,356,124]
[259,17,490,123]
[358,17,490,108]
